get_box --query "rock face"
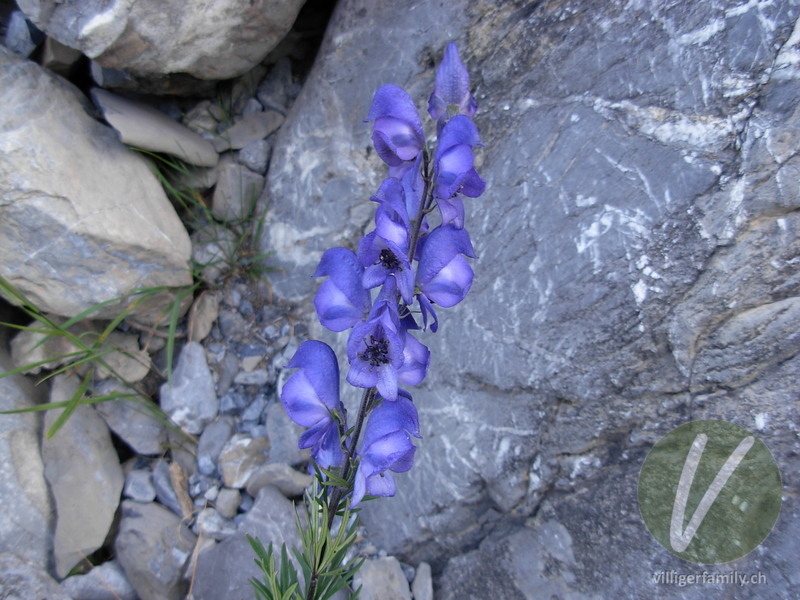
[16,0,307,81]
[43,376,125,578]
[259,0,800,598]
[0,345,52,570]
[0,48,192,322]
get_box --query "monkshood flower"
[351,391,421,507]
[434,116,486,227]
[416,224,476,308]
[346,282,406,400]
[281,341,347,469]
[367,84,425,177]
[359,233,415,304]
[397,329,430,386]
[313,247,371,332]
[428,41,477,121]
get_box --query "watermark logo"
[638,420,781,564]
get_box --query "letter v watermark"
[669,433,755,552]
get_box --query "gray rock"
[91,89,218,167]
[61,559,138,600]
[438,517,598,600]
[93,381,168,455]
[215,487,242,519]
[191,222,238,285]
[189,290,220,343]
[123,469,156,503]
[411,561,433,600]
[245,462,312,499]
[213,110,285,153]
[4,11,41,57]
[115,500,197,600]
[17,0,307,80]
[0,553,72,600]
[191,486,301,600]
[265,401,309,467]
[234,369,270,386]
[354,556,412,600]
[211,156,265,221]
[0,47,192,323]
[218,433,270,489]
[240,393,268,422]
[196,416,235,476]
[0,345,52,569]
[238,138,272,174]
[43,375,125,578]
[41,36,83,76]
[151,459,185,517]
[196,507,237,540]
[10,319,149,382]
[257,0,800,598]
[159,341,218,435]
[256,57,295,114]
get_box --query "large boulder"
[43,376,125,578]
[0,48,192,322]
[16,0,307,81]
[258,0,800,598]
[0,342,53,570]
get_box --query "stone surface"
[4,11,41,57]
[0,344,52,569]
[91,89,218,167]
[354,556,412,600]
[211,156,264,222]
[115,500,197,600]
[123,469,156,503]
[159,341,218,435]
[191,222,238,285]
[93,382,167,455]
[218,433,269,489]
[10,319,149,382]
[264,400,309,467]
[238,138,272,174]
[196,416,235,476]
[0,48,192,322]
[244,462,313,499]
[61,559,138,600]
[17,0,307,81]
[215,487,242,519]
[258,1,800,598]
[43,375,125,578]
[191,486,301,600]
[411,561,432,600]
[189,290,220,343]
[0,553,72,600]
[213,110,285,153]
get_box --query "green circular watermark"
[638,420,781,564]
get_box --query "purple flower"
[368,85,425,177]
[351,392,421,507]
[428,42,477,121]
[358,233,415,304]
[416,225,476,308]
[346,285,406,400]
[313,247,371,332]
[371,178,412,250]
[434,115,485,203]
[398,329,430,386]
[281,341,346,469]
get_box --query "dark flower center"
[378,248,401,271]
[359,335,391,367]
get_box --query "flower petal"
[283,341,340,411]
[313,247,370,331]
[428,42,477,120]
